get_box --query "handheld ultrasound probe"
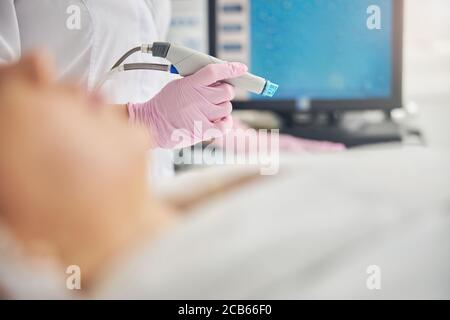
[97,42,279,97]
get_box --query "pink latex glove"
[213,119,346,154]
[127,62,248,149]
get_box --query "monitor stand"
[279,111,403,148]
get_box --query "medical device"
[207,0,404,147]
[211,0,402,112]
[97,42,278,97]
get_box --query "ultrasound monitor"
[210,0,403,112]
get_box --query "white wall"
[403,0,450,148]
[404,0,450,100]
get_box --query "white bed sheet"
[95,148,450,299]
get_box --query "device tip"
[170,65,179,74]
[262,81,279,97]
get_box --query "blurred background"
[169,0,450,150]
[403,0,450,148]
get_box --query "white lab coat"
[0,0,175,181]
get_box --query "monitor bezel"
[208,0,403,112]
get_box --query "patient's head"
[0,53,151,265]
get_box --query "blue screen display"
[250,0,392,101]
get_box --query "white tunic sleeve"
[0,0,21,63]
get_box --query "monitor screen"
[214,0,395,108]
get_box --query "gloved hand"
[127,62,248,149]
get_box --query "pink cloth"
[128,62,248,149]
